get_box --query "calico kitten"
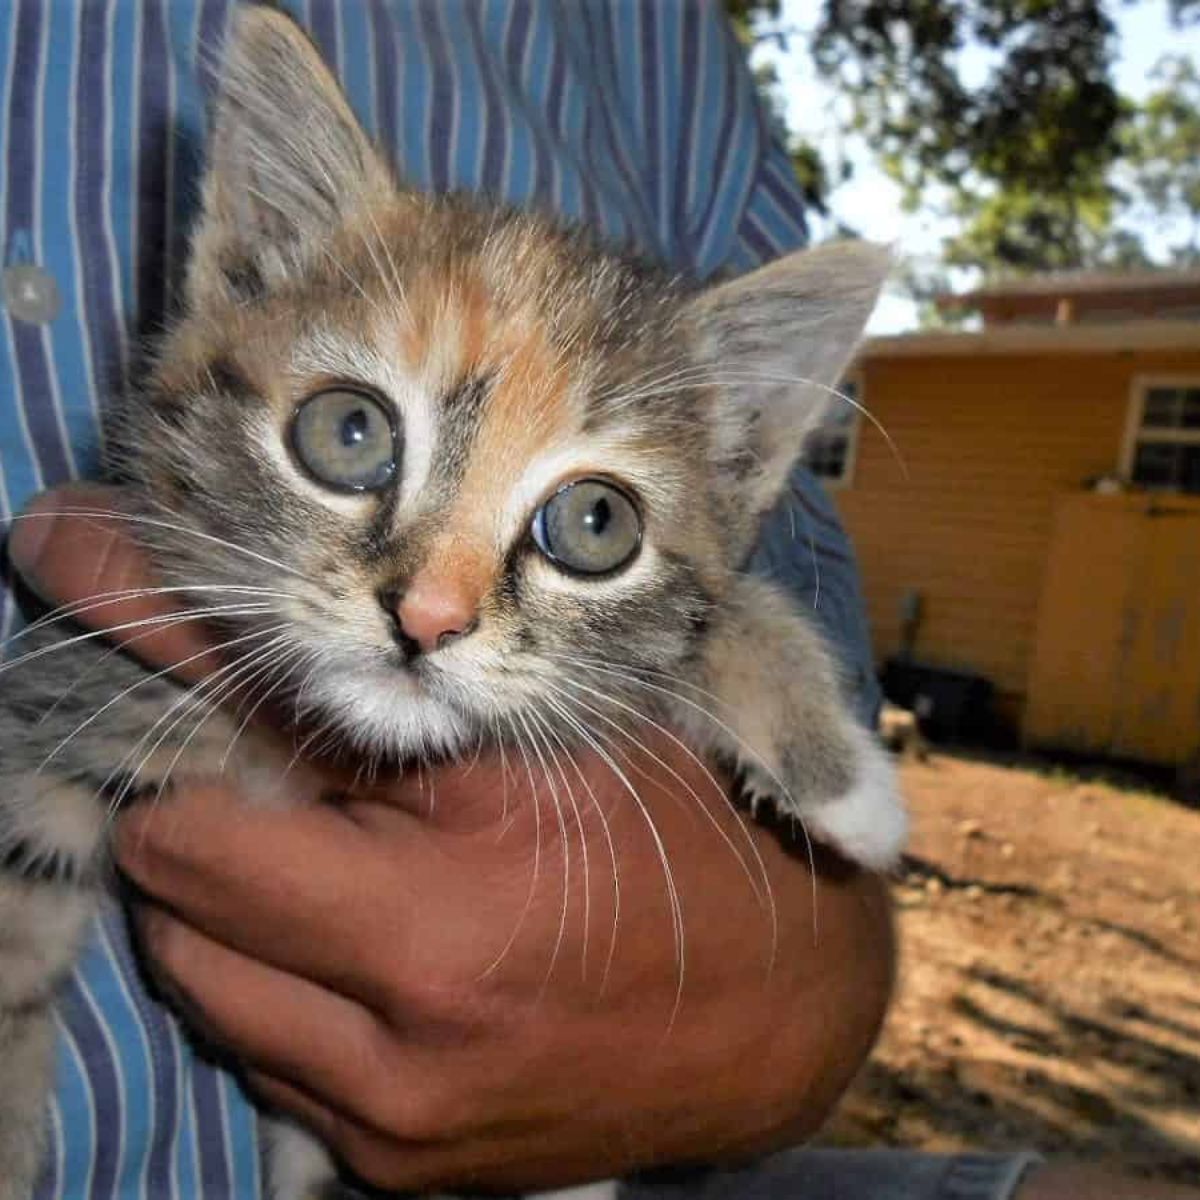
[0,8,905,1199]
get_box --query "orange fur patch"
[428,305,579,600]
[409,533,495,614]
[456,273,492,373]
[459,316,574,523]
[392,273,439,370]
[380,268,582,594]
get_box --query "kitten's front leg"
[266,1118,347,1200]
[0,1003,57,1200]
[0,629,266,1200]
[678,576,907,870]
[0,773,105,1200]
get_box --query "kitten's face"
[138,204,731,756]
[117,8,886,759]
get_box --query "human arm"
[1016,1164,1200,1200]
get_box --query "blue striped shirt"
[0,3,878,1196]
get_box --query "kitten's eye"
[531,479,642,576]
[290,388,398,492]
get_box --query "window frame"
[1120,375,1200,494]
[801,371,862,490]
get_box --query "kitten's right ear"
[186,5,392,309]
[686,240,889,550]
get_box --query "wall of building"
[1024,491,1200,766]
[833,347,1200,729]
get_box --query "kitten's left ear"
[688,240,889,537]
[186,5,393,309]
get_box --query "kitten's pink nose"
[393,576,480,654]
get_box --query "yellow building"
[809,270,1200,768]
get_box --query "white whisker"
[9,508,311,582]
[546,654,817,950]
[38,623,287,786]
[32,606,279,732]
[528,691,686,1031]
[219,641,320,773]
[3,582,289,653]
[148,632,296,805]
[514,709,572,998]
[0,603,276,683]
[548,678,779,973]
[534,694,623,992]
[529,703,593,983]
[475,711,545,983]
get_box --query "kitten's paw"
[737,760,781,820]
[266,1118,340,1200]
[804,733,907,871]
[739,732,907,871]
[532,1184,619,1200]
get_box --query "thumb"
[8,483,224,683]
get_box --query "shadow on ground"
[834,962,1200,1183]
[825,750,1200,1183]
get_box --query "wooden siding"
[1025,492,1200,765]
[834,348,1200,725]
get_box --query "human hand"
[10,484,896,1194]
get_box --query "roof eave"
[858,320,1200,360]
[932,268,1200,306]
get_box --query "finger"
[357,721,730,843]
[117,784,418,999]
[245,1073,405,1184]
[244,1071,491,1194]
[247,1071,630,1195]
[114,783,524,1002]
[349,744,562,834]
[8,483,223,682]
[134,905,466,1136]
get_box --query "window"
[802,376,860,487]
[1124,379,1200,495]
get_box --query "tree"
[810,0,1124,274]
[1117,56,1200,266]
[725,0,1200,292]
[724,0,782,38]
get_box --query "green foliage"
[943,183,1132,273]
[811,0,1124,274]
[1118,56,1200,265]
[723,0,782,44]
[724,0,1200,284]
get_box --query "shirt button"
[3,263,61,324]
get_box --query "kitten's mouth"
[383,654,429,690]
[386,650,439,693]
[303,654,473,759]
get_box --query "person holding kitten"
[2,4,1193,1200]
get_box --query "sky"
[753,0,1200,332]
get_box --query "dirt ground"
[823,751,1200,1183]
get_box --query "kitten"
[0,8,905,1199]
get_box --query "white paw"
[266,1118,337,1200]
[806,730,907,870]
[531,1184,619,1200]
